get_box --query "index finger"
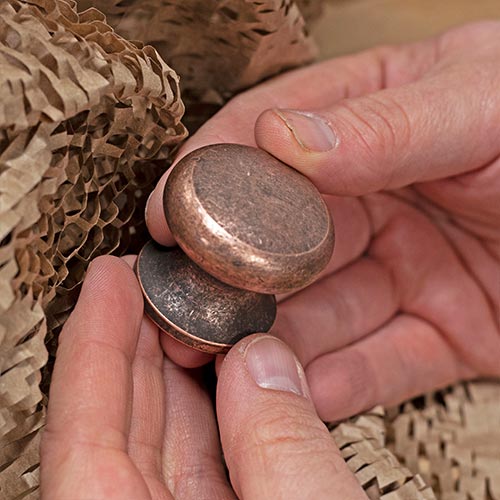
[41,256,145,498]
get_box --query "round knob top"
[164,144,335,294]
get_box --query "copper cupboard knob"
[164,144,335,295]
[136,143,335,354]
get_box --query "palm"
[273,177,500,420]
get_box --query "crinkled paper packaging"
[0,1,499,499]
[78,0,319,131]
[331,381,500,500]
[0,1,186,497]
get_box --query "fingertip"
[121,254,137,268]
[306,361,339,422]
[217,333,268,383]
[159,332,214,368]
[255,108,333,189]
[59,255,144,361]
[306,349,375,422]
[255,108,304,161]
[214,353,225,377]
[254,108,285,142]
[84,255,142,311]
[145,176,177,247]
[216,334,270,418]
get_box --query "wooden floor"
[311,0,500,58]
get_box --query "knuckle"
[234,400,332,463]
[42,414,126,457]
[169,459,226,494]
[336,94,412,189]
[225,91,256,117]
[308,349,378,420]
[439,21,500,52]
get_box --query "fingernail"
[275,109,337,152]
[245,336,309,398]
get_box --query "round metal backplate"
[136,241,276,354]
[164,143,335,295]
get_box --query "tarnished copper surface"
[164,144,335,294]
[136,241,276,354]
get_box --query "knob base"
[136,241,276,354]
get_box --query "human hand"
[146,21,500,421]
[40,256,365,499]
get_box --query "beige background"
[312,0,500,58]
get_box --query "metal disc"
[136,241,276,354]
[164,143,335,294]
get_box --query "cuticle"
[274,109,339,152]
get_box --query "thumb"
[216,334,365,500]
[255,71,500,196]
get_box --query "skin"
[146,21,500,420]
[41,21,500,499]
[40,256,365,499]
